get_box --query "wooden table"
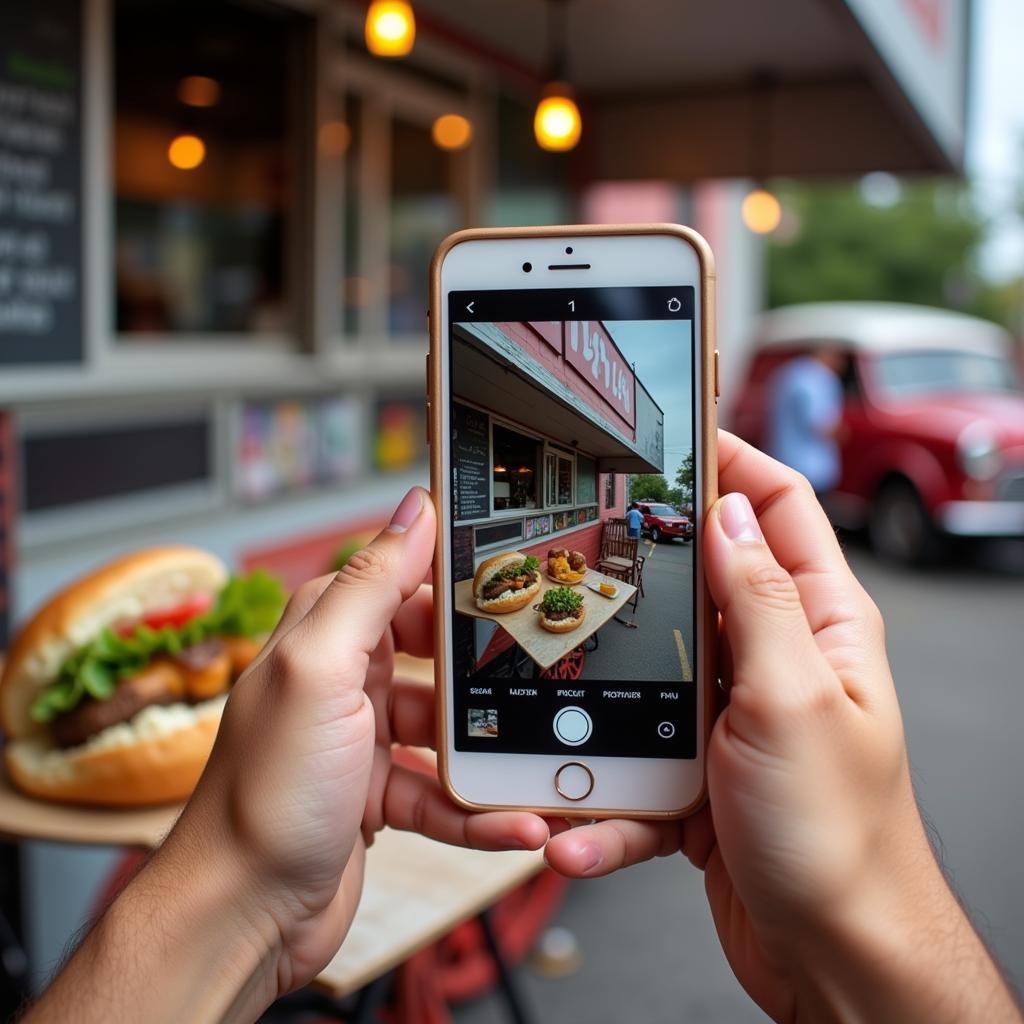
[0,656,546,1005]
[454,568,637,671]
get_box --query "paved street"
[584,538,695,684]
[455,538,1024,1023]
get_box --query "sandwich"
[472,552,541,613]
[536,587,586,633]
[1,546,285,807]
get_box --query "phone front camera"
[522,262,532,273]
[565,246,574,254]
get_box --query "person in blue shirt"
[765,349,845,496]
[625,502,644,538]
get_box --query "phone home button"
[555,762,594,802]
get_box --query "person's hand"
[545,432,1020,1023]
[28,487,549,1024]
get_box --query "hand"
[173,487,548,996]
[545,432,1020,1023]
[27,488,548,1024]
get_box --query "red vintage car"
[635,501,694,543]
[731,302,1024,563]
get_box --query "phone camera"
[522,262,532,273]
[565,246,574,255]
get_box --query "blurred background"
[0,0,1022,1020]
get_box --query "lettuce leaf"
[29,571,286,724]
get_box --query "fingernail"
[387,488,424,533]
[719,492,763,545]
[578,841,603,874]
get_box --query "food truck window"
[545,449,574,508]
[113,0,307,337]
[389,118,460,336]
[604,472,617,509]
[492,424,540,512]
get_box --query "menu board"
[0,414,11,651]
[0,0,83,364]
[452,402,490,521]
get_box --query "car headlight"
[956,422,1001,481]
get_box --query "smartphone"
[428,225,717,819]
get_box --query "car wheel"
[868,479,943,565]
[650,526,661,543]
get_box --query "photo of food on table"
[449,314,696,714]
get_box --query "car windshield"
[647,505,677,516]
[874,351,1019,397]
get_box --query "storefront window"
[492,424,540,511]
[604,472,617,509]
[114,0,306,336]
[341,93,363,336]
[576,455,597,504]
[545,449,573,507]
[389,118,458,335]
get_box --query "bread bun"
[1,546,228,740]
[4,695,226,806]
[472,552,541,614]
[539,605,587,634]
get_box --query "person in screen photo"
[449,317,694,689]
[625,502,643,539]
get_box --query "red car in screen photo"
[731,302,1024,563]
[635,501,694,543]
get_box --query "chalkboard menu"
[452,402,490,521]
[0,414,12,652]
[0,0,83,365]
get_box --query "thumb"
[284,487,436,672]
[705,492,836,714]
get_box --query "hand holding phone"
[429,226,717,818]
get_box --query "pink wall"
[494,322,635,439]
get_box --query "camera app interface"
[448,286,697,759]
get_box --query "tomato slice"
[116,593,214,636]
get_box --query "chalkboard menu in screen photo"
[0,0,83,365]
[452,402,490,521]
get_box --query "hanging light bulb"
[534,82,581,152]
[365,0,415,58]
[741,187,781,234]
[432,113,472,151]
[167,133,206,170]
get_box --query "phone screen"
[447,285,697,759]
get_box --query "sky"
[969,0,1024,280]
[605,319,693,486]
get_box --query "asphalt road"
[454,538,1024,1023]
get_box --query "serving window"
[492,423,541,512]
[113,0,308,340]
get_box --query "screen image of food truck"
[449,318,694,685]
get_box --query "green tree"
[666,487,684,508]
[675,451,694,503]
[765,179,1004,322]
[629,473,668,503]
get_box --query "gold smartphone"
[428,225,717,819]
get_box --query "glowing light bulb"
[365,0,415,58]
[741,188,782,234]
[318,120,351,155]
[432,113,472,150]
[177,75,221,108]
[534,85,581,152]
[168,133,205,170]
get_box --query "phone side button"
[714,348,720,399]
[555,761,594,802]
[425,400,431,446]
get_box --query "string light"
[167,133,205,170]
[741,188,782,234]
[177,76,221,108]
[365,0,415,58]
[432,113,472,150]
